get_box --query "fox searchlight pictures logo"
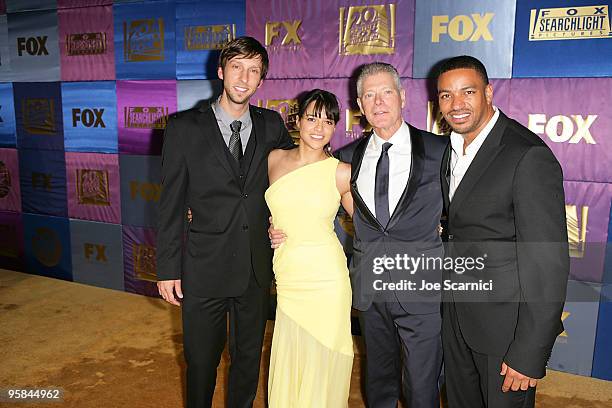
[529,5,612,41]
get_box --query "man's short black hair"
[435,55,489,85]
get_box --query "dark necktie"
[229,120,243,162]
[375,142,393,227]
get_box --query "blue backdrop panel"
[0,15,13,82]
[413,0,516,78]
[176,1,245,79]
[6,0,57,13]
[0,210,23,271]
[513,0,612,77]
[592,284,612,380]
[7,9,61,82]
[176,79,221,112]
[113,1,176,79]
[61,81,117,153]
[19,148,67,216]
[23,212,72,281]
[14,82,63,150]
[119,154,160,228]
[548,280,601,376]
[0,83,16,147]
[70,219,124,291]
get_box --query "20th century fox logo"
[124,18,164,61]
[339,4,396,55]
[529,5,612,41]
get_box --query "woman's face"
[297,101,336,151]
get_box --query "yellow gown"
[265,157,354,407]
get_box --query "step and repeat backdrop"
[0,0,611,380]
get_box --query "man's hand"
[500,362,537,392]
[157,279,183,306]
[268,216,286,249]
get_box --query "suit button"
[243,193,248,199]
[242,225,248,231]
[383,231,389,236]
[448,234,454,240]
[239,174,244,179]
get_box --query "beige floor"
[0,269,610,407]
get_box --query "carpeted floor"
[1,269,610,408]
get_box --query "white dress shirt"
[449,107,499,201]
[356,122,412,219]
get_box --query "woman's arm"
[336,161,353,217]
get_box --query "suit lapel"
[387,124,424,230]
[245,105,265,186]
[197,104,234,179]
[441,143,451,214]
[449,113,508,220]
[351,134,380,228]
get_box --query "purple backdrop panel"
[65,152,120,224]
[253,78,325,145]
[58,5,115,81]
[0,148,20,212]
[508,78,612,184]
[117,80,177,156]
[246,0,329,79]
[122,224,160,297]
[403,78,511,135]
[58,0,112,8]
[564,181,612,283]
[0,210,24,271]
[324,0,415,78]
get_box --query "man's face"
[437,68,493,140]
[357,71,405,138]
[218,56,264,105]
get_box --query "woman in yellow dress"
[265,89,354,407]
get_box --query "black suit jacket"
[156,103,294,297]
[337,124,447,312]
[441,110,569,378]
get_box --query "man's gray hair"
[356,62,402,98]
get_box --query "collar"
[212,97,252,128]
[450,106,499,157]
[371,121,411,151]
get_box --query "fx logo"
[84,243,107,262]
[528,114,597,144]
[345,108,372,139]
[265,20,302,46]
[72,108,106,128]
[17,36,49,56]
[130,181,161,202]
[32,172,52,191]
[431,13,494,42]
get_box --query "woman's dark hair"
[218,36,269,79]
[297,89,340,124]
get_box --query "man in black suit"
[336,62,447,408]
[156,37,294,408]
[436,55,569,408]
